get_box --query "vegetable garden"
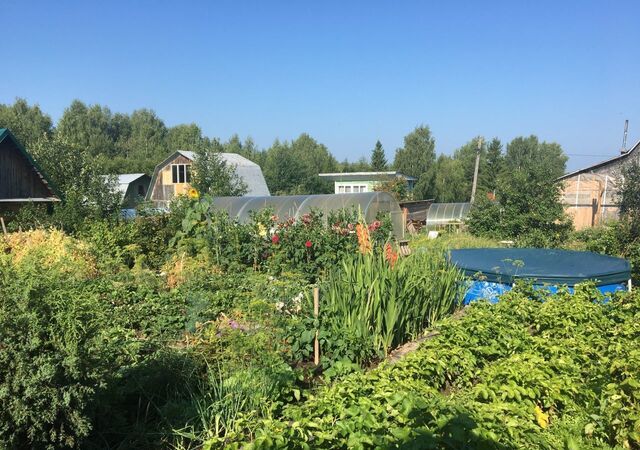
[0,197,638,449]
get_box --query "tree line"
[0,98,568,203]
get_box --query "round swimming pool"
[448,248,631,304]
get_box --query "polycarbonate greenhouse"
[211,192,405,237]
[425,202,471,228]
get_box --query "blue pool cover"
[449,248,631,304]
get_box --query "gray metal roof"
[177,150,270,196]
[102,173,147,197]
[558,138,640,180]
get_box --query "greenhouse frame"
[425,202,471,228]
[211,192,405,238]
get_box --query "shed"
[107,173,151,209]
[147,150,270,209]
[558,139,640,229]
[0,128,60,213]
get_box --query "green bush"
[0,255,126,449]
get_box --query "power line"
[565,153,616,157]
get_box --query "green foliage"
[570,221,640,283]
[370,140,387,171]
[0,253,126,449]
[432,154,468,202]
[0,98,53,148]
[372,177,409,201]
[191,142,248,197]
[226,287,640,449]
[172,197,392,280]
[262,134,337,195]
[468,136,572,246]
[393,125,436,199]
[619,160,640,238]
[321,251,463,361]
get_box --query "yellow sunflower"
[188,188,199,199]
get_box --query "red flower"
[271,234,280,244]
[305,240,313,248]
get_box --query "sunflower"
[188,188,199,199]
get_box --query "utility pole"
[470,137,483,203]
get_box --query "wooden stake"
[0,217,6,236]
[313,287,320,366]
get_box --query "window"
[361,185,367,192]
[137,184,145,196]
[338,186,345,193]
[345,186,352,193]
[171,164,192,183]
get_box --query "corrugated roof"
[102,173,148,197]
[558,138,640,180]
[175,150,270,196]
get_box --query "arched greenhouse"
[211,192,405,237]
[425,202,471,228]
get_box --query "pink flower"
[271,234,280,244]
[368,220,381,232]
[305,240,312,248]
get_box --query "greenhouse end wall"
[211,192,405,238]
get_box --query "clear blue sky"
[2,0,639,171]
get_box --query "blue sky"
[1,0,639,171]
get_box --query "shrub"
[0,254,125,449]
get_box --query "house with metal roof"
[104,173,151,209]
[147,150,270,209]
[558,138,640,229]
[0,128,60,213]
[318,171,417,194]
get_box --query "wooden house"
[107,173,151,209]
[147,150,270,209]
[558,138,640,229]
[0,128,60,213]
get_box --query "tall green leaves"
[321,251,463,358]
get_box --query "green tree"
[484,138,503,193]
[56,100,117,158]
[0,98,53,148]
[432,155,468,202]
[504,135,567,181]
[370,140,387,171]
[619,160,640,237]
[393,126,437,199]
[167,123,206,151]
[262,134,337,195]
[29,134,122,230]
[120,109,168,173]
[191,140,248,197]
[339,156,371,172]
[468,135,571,246]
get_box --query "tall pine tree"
[370,140,388,171]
